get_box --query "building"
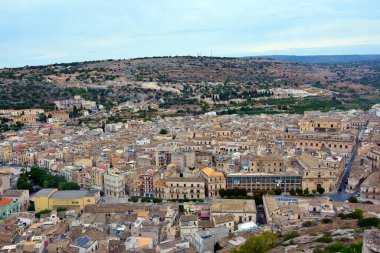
[200,167,226,197]
[263,195,335,227]
[3,190,29,212]
[298,119,345,133]
[156,239,190,253]
[164,177,205,200]
[295,133,355,153]
[212,214,235,232]
[34,188,100,212]
[226,172,302,193]
[140,174,154,197]
[179,214,199,238]
[244,155,286,172]
[104,173,126,198]
[188,226,229,253]
[0,197,19,220]
[297,153,344,192]
[70,236,99,252]
[0,173,10,195]
[360,172,380,203]
[125,237,154,250]
[211,198,256,224]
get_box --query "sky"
[1,0,380,67]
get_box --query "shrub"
[128,196,139,203]
[321,218,332,224]
[302,221,314,227]
[348,196,358,203]
[316,232,333,243]
[35,209,52,219]
[358,217,380,228]
[56,207,68,212]
[283,231,300,241]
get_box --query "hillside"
[0,56,380,110]
[259,54,380,64]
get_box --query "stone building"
[360,172,380,203]
[164,177,205,200]
[200,167,226,197]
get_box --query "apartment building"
[104,173,126,198]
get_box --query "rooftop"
[211,199,256,213]
[51,190,98,199]
[0,198,13,206]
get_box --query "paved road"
[330,128,365,202]
[256,205,266,225]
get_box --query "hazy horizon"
[1,0,380,67]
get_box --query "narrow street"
[330,128,365,202]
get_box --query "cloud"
[0,0,380,67]
[231,36,380,55]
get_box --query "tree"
[289,188,296,196]
[219,188,226,198]
[15,120,24,128]
[303,188,310,195]
[58,182,80,190]
[17,173,33,192]
[348,196,358,203]
[128,196,139,203]
[232,232,277,253]
[71,105,80,118]
[159,128,168,135]
[350,208,364,220]
[27,201,35,212]
[35,209,52,218]
[273,188,283,195]
[312,189,317,195]
[37,113,47,122]
[295,188,303,195]
[153,198,162,203]
[358,217,380,228]
[56,207,68,212]
[215,242,223,252]
[317,186,325,195]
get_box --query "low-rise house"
[0,198,19,220]
[156,239,191,253]
[125,236,154,250]
[3,190,29,212]
[212,214,235,232]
